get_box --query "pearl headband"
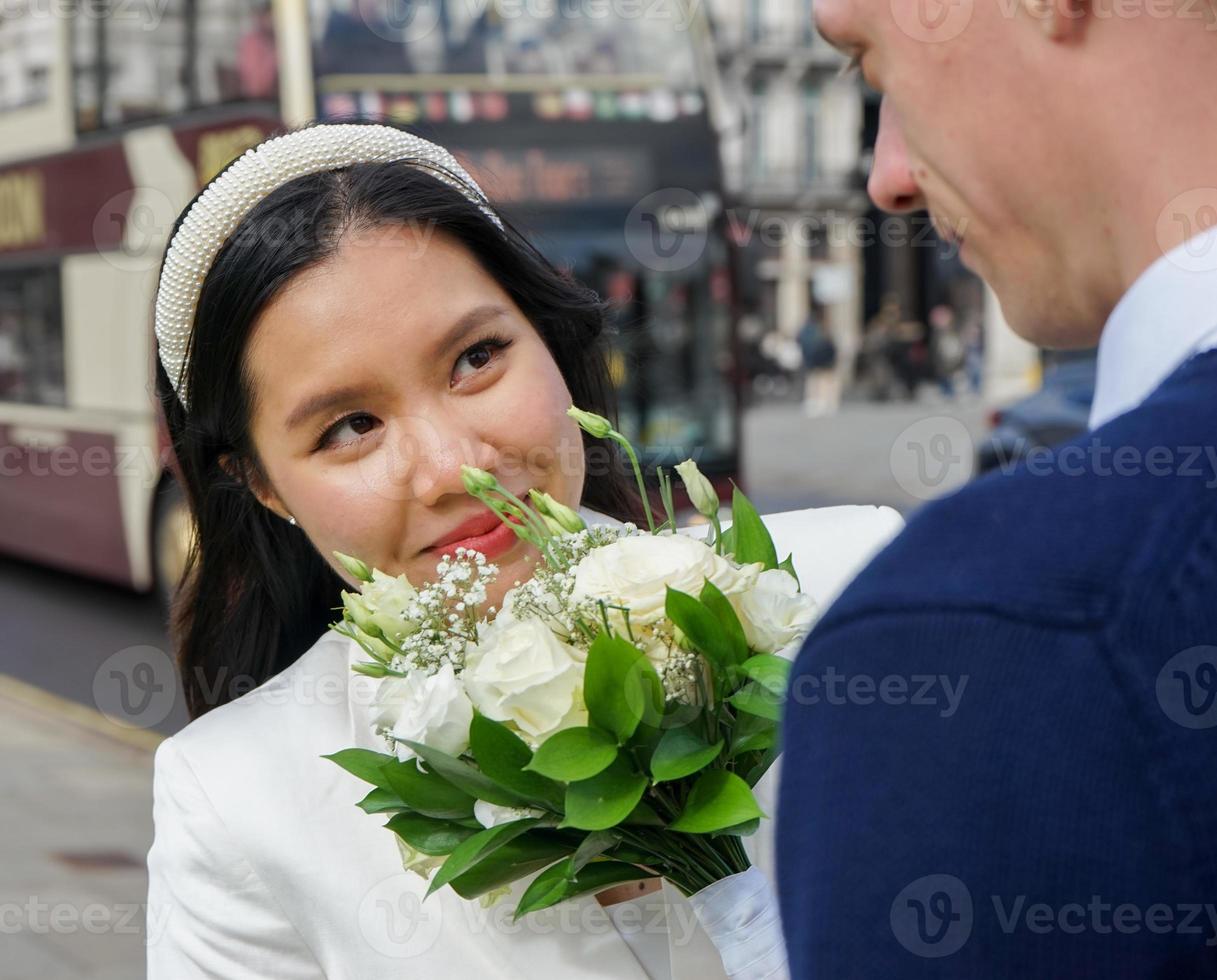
[153,124,502,410]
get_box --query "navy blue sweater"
[777,350,1217,978]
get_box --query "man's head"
[817,0,1217,347]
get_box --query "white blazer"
[145,504,903,980]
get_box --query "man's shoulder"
[827,356,1217,630]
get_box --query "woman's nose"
[401,415,498,508]
[868,97,927,215]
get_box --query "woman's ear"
[219,452,291,521]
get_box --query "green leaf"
[385,811,478,855]
[650,726,723,783]
[665,587,740,676]
[526,727,620,782]
[739,654,792,697]
[728,681,784,722]
[513,860,656,920]
[469,713,564,808]
[562,756,648,831]
[357,787,407,815]
[729,707,776,758]
[569,831,620,874]
[583,633,664,742]
[426,817,545,898]
[778,553,801,589]
[322,748,398,790]
[698,579,750,665]
[448,833,573,901]
[710,819,761,838]
[624,801,665,827]
[380,759,476,820]
[727,485,778,570]
[399,739,528,808]
[744,743,782,788]
[669,770,767,834]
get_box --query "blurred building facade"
[705,0,868,382]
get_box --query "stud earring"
[287,515,297,526]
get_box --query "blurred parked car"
[977,354,1097,474]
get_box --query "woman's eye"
[452,336,510,384]
[318,412,379,450]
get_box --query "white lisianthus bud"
[374,663,474,763]
[462,617,588,747]
[394,835,444,879]
[333,550,373,582]
[729,568,818,654]
[566,406,614,439]
[358,569,420,646]
[674,459,719,520]
[529,489,587,533]
[473,800,544,829]
[461,465,499,495]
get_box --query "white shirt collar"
[1089,223,1217,430]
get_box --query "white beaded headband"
[154,123,502,411]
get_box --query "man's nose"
[868,97,926,215]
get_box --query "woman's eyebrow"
[283,304,513,432]
[431,303,513,360]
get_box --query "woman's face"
[243,223,587,611]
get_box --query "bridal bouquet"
[325,407,817,924]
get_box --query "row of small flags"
[320,88,705,124]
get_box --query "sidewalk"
[0,673,160,980]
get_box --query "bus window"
[0,1,54,113]
[0,265,64,407]
[73,0,278,133]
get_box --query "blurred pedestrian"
[798,307,840,417]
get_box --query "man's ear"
[219,452,289,521]
[1022,0,1088,40]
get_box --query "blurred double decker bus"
[0,0,739,603]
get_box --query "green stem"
[612,434,656,533]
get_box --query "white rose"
[473,800,544,829]
[730,568,818,654]
[462,617,587,746]
[569,532,763,631]
[373,663,474,763]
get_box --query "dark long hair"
[155,122,643,720]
